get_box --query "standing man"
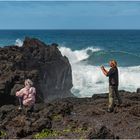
[101,60,122,112]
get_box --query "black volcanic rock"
[0,104,52,139]
[0,91,139,139]
[0,37,73,106]
[87,126,117,139]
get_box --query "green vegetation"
[33,129,61,139]
[0,130,6,138]
[74,127,85,133]
[63,128,71,133]
[33,127,88,139]
[52,114,62,121]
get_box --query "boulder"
[0,37,73,106]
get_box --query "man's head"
[109,60,117,68]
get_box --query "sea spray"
[15,39,23,47]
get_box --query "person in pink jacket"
[16,79,36,111]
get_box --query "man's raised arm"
[101,66,108,76]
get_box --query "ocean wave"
[83,50,140,67]
[59,46,101,64]
[59,46,140,97]
[15,39,23,47]
[72,64,140,97]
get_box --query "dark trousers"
[18,97,34,112]
[18,97,23,108]
[109,86,122,110]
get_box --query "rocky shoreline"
[0,90,140,139]
[0,38,140,139]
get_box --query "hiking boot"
[28,106,34,113]
[107,108,114,113]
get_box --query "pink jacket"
[16,86,36,106]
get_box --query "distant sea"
[0,30,140,97]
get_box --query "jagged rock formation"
[0,37,73,106]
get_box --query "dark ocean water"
[0,30,140,96]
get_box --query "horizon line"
[0,0,139,2]
[1,29,140,30]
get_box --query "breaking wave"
[59,46,140,97]
[15,39,23,47]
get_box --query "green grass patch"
[33,126,89,139]
[0,130,6,138]
[52,114,62,121]
[33,129,61,139]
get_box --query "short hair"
[110,60,117,67]
[25,79,33,87]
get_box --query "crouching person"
[16,79,36,112]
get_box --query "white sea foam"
[59,46,101,64]
[15,39,23,47]
[59,46,140,97]
[119,66,140,92]
[72,64,140,97]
